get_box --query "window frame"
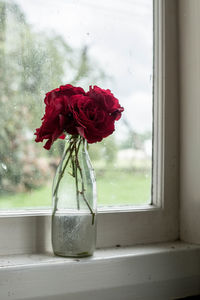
[0,0,179,255]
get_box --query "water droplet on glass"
[1,163,7,171]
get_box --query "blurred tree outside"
[0,0,105,194]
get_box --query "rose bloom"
[35,84,124,149]
[70,86,124,143]
[34,84,85,150]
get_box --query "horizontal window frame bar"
[0,207,178,255]
[0,204,160,218]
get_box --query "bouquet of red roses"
[35,84,124,150]
[35,84,124,222]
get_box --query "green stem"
[57,137,73,177]
[74,139,82,210]
[76,138,95,225]
[52,139,76,215]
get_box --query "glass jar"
[52,136,97,257]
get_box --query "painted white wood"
[179,0,200,244]
[0,216,37,255]
[0,208,179,255]
[0,242,200,300]
[153,0,165,208]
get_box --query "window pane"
[0,0,153,209]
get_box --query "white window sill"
[0,242,200,300]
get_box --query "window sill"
[0,242,200,300]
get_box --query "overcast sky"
[15,0,153,134]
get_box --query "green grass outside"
[0,170,151,210]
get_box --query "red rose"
[69,86,124,143]
[34,84,85,150]
[35,84,124,149]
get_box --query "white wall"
[179,0,200,244]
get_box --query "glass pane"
[0,0,153,209]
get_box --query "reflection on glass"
[0,0,153,209]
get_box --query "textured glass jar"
[52,136,97,257]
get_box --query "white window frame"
[0,0,179,255]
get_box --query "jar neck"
[64,135,87,154]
